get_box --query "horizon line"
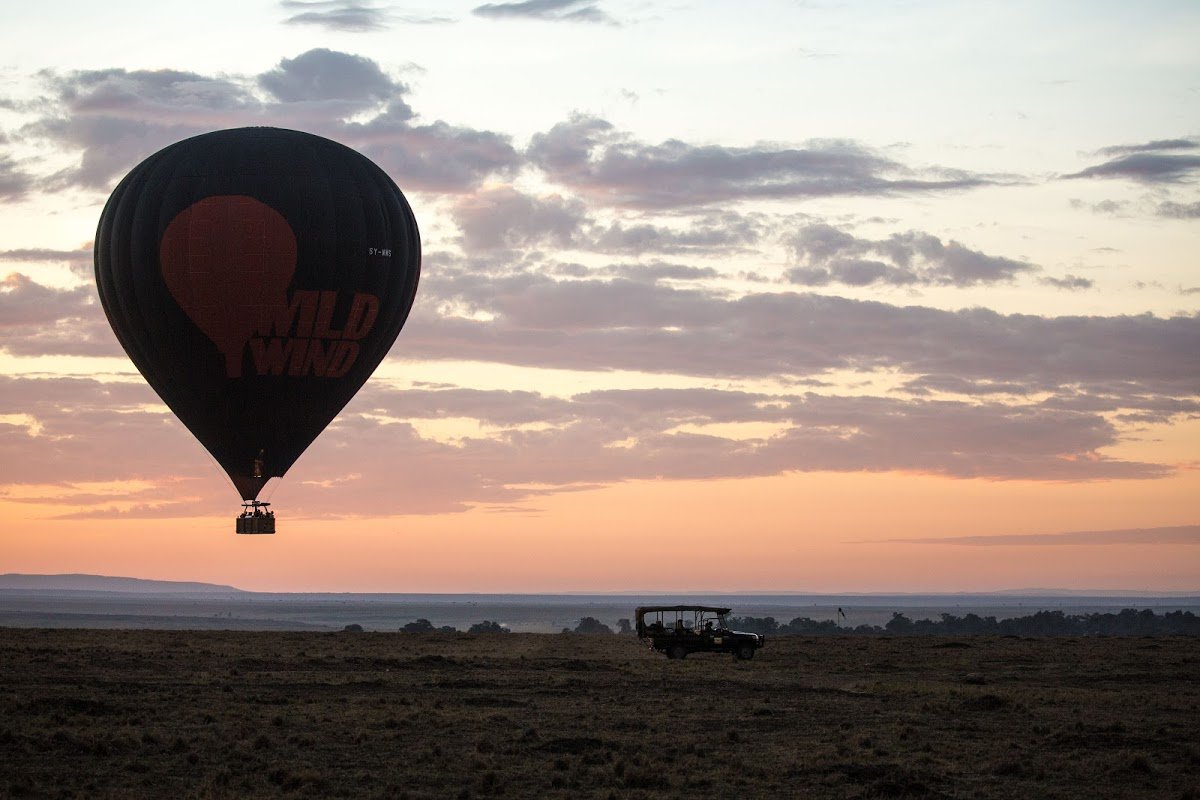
[3,574,1198,598]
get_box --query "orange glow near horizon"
[4,467,1197,594]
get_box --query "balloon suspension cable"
[197,442,242,502]
[260,477,280,503]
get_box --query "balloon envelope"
[94,127,420,500]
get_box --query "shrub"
[401,619,435,633]
[573,617,613,635]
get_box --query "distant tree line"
[398,619,510,634]
[561,616,627,635]
[378,608,1198,636]
[392,617,639,635]
[561,616,605,634]
[727,609,1200,636]
[395,617,640,635]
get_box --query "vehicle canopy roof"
[635,605,731,617]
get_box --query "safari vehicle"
[635,605,764,660]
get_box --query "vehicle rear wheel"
[736,644,755,661]
[668,645,688,660]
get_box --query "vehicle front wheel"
[668,645,688,660]
[736,645,755,661]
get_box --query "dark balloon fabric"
[94,127,420,500]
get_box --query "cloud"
[0,376,1175,521]
[899,376,1200,426]
[0,375,493,516]
[472,0,616,24]
[0,153,34,200]
[544,260,720,283]
[901,375,1033,397]
[861,524,1200,546]
[341,108,521,192]
[6,264,1197,423]
[16,61,1003,205]
[1069,198,1127,215]
[0,273,91,325]
[1039,274,1093,290]
[1097,139,1198,157]
[26,67,256,190]
[1071,194,1200,220]
[410,270,1200,399]
[0,246,93,279]
[604,262,720,282]
[1043,389,1200,423]
[784,223,1035,288]
[450,186,588,252]
[280,0,394,32]
[1157,199,1200,219]
[0,377,187,485]
[258,48,400,104]
[0,273,121,357]
[448,185,767,256]
[1065,153,1200,182]
[589,213,765,255]
[22,51,521,194]
[526,114,994,209]
[1064,138,1200,184]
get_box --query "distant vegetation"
[568,617,613,635]
[727,609,1200,636]
[398,618,625,635]
[393,617,634,635]
[383,609,1200,636]
[400,619,459,634]
[398,619,510,634]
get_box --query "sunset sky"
[1,0,1197,592]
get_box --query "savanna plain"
[1,628,1197,799]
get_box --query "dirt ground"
[1,628,1197,799]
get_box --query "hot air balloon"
[94,127,420,534]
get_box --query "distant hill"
[0,574,244,594]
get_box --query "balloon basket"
[236,501,276,535]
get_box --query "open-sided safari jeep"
[635,605,765,660]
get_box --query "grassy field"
[1,628,1197,799]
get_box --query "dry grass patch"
[0,629,1197,798]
